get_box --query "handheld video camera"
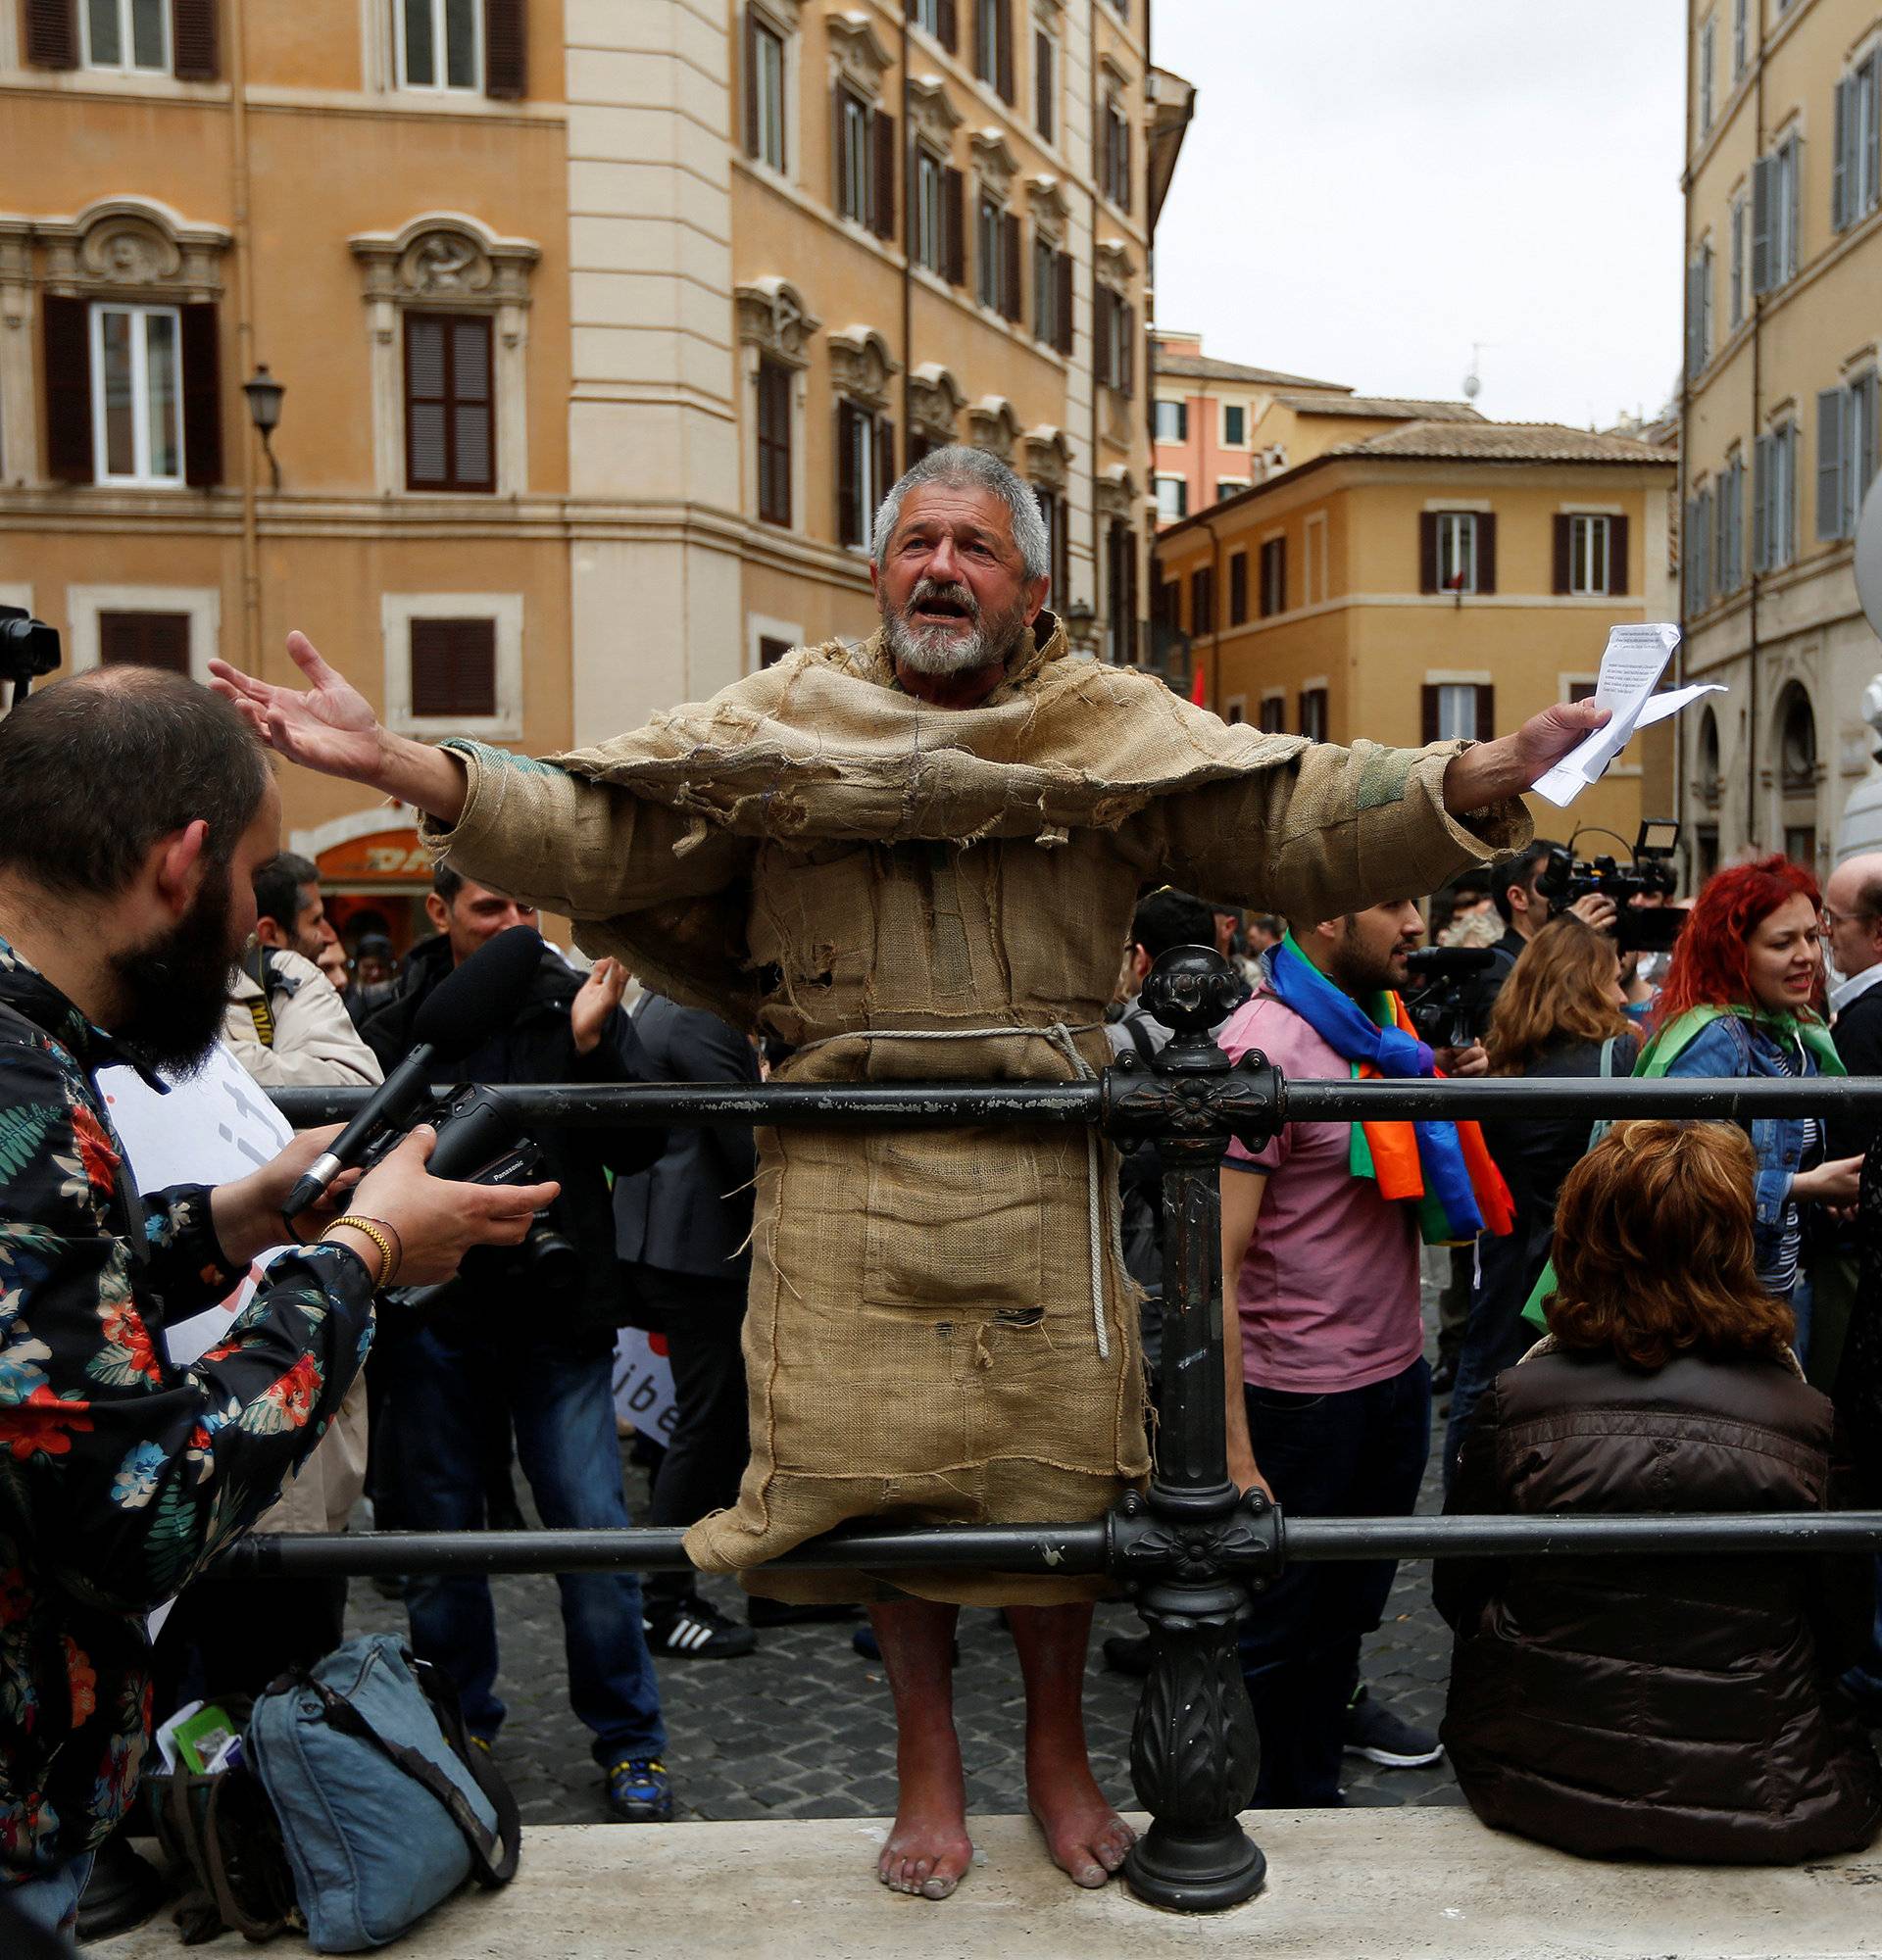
[0,605,61,708]
[1402,947,1497,1050]
[1533,820,1685,954]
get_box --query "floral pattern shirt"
[0,943,376,1885]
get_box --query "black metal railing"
[230,947,1882,1914]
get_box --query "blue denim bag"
[247,1635,519,1952]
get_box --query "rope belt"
[787,1023,1114,1361]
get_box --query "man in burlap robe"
[211,447,1604,1902]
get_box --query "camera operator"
[1457,841,1617,1035]
[359,866,674,1823]
[0,670,555,1940]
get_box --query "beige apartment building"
[1679,0,1882,877]
[1153,418,1677,855]
[0,0,1178,946]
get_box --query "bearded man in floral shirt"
[0,669,556,1940]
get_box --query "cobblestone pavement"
[349,1282,1463,1828]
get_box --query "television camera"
[1533,820,1685,953]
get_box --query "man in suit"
[615,995,764,1658]
[1827,856,1882,1101]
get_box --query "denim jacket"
[1662,1013,1822,1273]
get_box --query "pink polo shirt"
[1218,988,1423,1395]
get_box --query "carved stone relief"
[35,199,230,301]
[1026,175,1070,243]
[351,218,539,310]
[826,9,893,97]
[735,278,821,368]
[1096,466,1138,519]
[967,395,1021,462]
[970,128,1020,203]
[1024,425,1071,489]
[828,325,900,409]
[908,74,965,152]
[910,362,966,445]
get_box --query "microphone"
[282,923,545,1220]
[1404,947,1497,980]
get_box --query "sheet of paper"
[1532,624,1706,808]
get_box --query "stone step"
[93,1809,1882,1958]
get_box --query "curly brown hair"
[1546,1120,1795,1370]
[1484,917,1636,1075]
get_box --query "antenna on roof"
[1461,344,1484,403]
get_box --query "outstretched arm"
[1441,700,1610,814]
[210,631,469,823]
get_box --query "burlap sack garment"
[421,614,1529,1604]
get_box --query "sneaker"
[605,1756,673,1823]
[1343,1686,1443,1768]
[645,1597,757,1660]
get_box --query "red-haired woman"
[1437,1121,1882,1863]
[1645,856,1859,1361]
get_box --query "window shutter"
[1001,212,1021,321]
[484,0,526,100]
[1093,284,1113,386]
[1475,513,1497,594]
[1609,513,1629,595]
[1054,250,1073,355]
[1862,371,1882,495]
[1474,685,1495,742]
[180,303,223,489]
[25,0,76,67]
[831,84,845,212]
[1752,432,1770,571]
[1551,514,1572,593]
[406,316,448,488]
[995,0,1015,103]
[1120,117,1132,215]
[873,414,895,514]
[1124,523,1138,655]
[872,109,897,240]
[451,317,494,489]
[411,618,498,717]
[171,0,219,78]
[937,0,957,52]
[1119,300,1135,397]
[836,403,860,546]
[1751,154,1773,292]
[1817,387,1847,539]
[1833,76,1852,231]
[1417,512,1438,593]
[1276,539,1288,612]
[42,294,92,484]
[1420,685,1440,746]
[100,612,190,672]
[943,167,966,283]
[1229,551,1247,625]
[744,5,761,155]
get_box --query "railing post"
[1104,947,1283,1912]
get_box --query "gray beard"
[883,605,1027,677]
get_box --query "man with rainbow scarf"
[1217,899,1512,1806]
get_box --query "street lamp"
[242,364,285,491]
[1063,595,1098,657]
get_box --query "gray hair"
[870,444,1051,584]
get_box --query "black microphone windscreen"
[412,923,545,1058]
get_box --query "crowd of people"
[8,440,1882,1947]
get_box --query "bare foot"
[1027,1770,1136,1888]
[877,1805,974,1900]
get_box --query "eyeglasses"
[1822,907,1877,930]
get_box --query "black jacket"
[1437,1347,1882,1864]
[614,995,759,1281]
[1457,925,1528,1039]
[1830,979,1882,1159]
[361,936,664,1339]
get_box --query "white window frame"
[1154,474,1186,521]
[839,88,873,228]
[752,14,787,172]
[81,0,171,74]
[396,0,482,93]
[1214,476,1249,502]
[1567,514,1611,596]
[89,301,184,489]
[915,147,945,273]
[747,612,805,676]
[381,591,524,739]
[1153,399,1186,443]
[1732,0,1749,76]
[1435,511,1477,593]
[1435,683,1479,742]
[1772,132,1800,284]
[66,583,220,684]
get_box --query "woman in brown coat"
[1436,1120,1882,1863]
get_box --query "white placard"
[612,1328,679,1444]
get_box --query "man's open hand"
[1441,699,1610,815]
[570,956,629,1054]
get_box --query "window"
[1153,400,1187,442]
[1716,449,1746,594]
[1188,564,1214,635]
[1101,97,1131,210]
[1299,686,1328,743]
[976,197,1020,319]
[1779,683,1817,794]
[1685,240,1713,377]
[409,616,497,717]
[974,0,1014,103]
[1554,514,1623,597]
[1816,371,1880,541]
[1429,512,1478,593]
[836,399,893,550]
[1106,519,1137,660]
[756,356,792,527]
[909,0,946,35]
[1753,419,1798,571]
[1833,51,1882,231]
[1228,551,1248,625]
[838,90,872,225]
[1259,536,1285,616]
[1034,27,1055,140]
[1259,695,1286,735]
[1685,482,1715,612]
[1729,192,1748,329]
[1422,683,1493,744]
[1096,284,1134,395]
[1033,236,1058,346]
[1733,0,1748,77]
[746,12,786,170]
[1222,403,1247,447]
[916,152,944,271]
[398,0,480,91]
[90,303,182,487]
[82,0,168,72]
[1752,132,1801,292]
[1154,474,1187,521]
[1033,486,1069,600]
[405,313,493,492]
[760,634,792,668]
[99,610,189,671]
[1213,478,1248,504]
[1699,16,1716,135]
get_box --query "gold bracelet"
[322,1216,400,1291]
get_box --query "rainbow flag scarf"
[1265,934,1514,1248]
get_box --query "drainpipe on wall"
[1195,505,1223,712]
[1088,0,1106,654]
[1747,31,1766,852]
[228,0,260,670]
[900,7,913,470]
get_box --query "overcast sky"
[1152,2,1688,429]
